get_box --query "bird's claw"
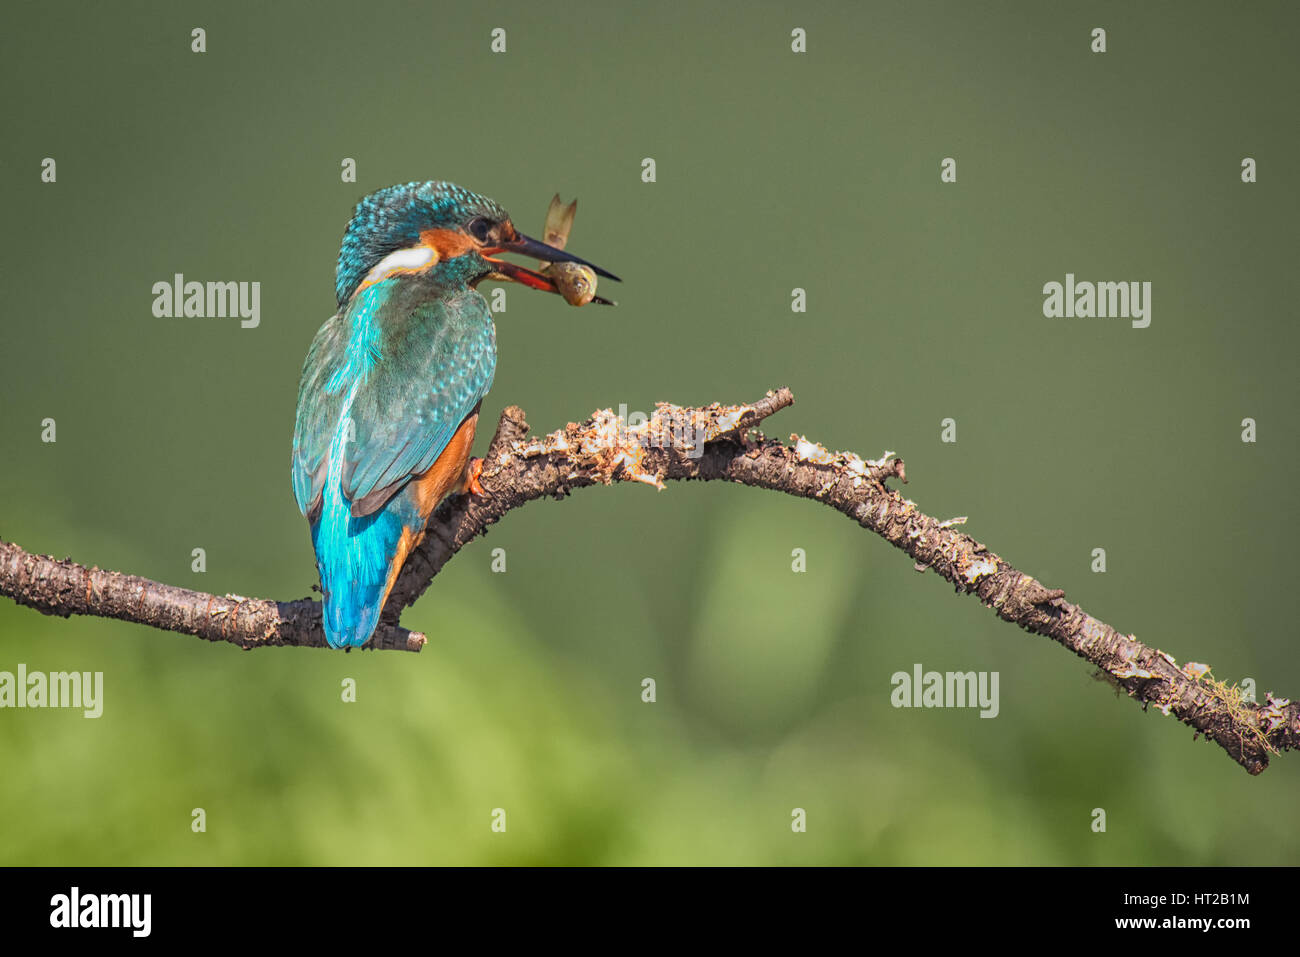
[463,457,488,497]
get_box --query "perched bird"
[291,181,619,648]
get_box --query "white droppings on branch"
[1261,695,1291,733]
[508,400,768,490]
[962,557,998,583]
[790,437,901,488]
[792,435,837,465]
[1113,662,1156,679]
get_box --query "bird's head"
[335,181,618,306]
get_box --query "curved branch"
[1,387,1295,774]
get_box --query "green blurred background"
[2,0,1296,865]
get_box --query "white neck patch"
[362,245,437,288]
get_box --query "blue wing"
[342,289,496,514]
[292,286,496,519]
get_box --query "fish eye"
[467,217,493,242]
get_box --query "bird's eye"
[467,218,493,243]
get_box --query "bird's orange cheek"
[421,228,477,260]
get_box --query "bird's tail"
[320,577,385,649]
[311,498,417,649]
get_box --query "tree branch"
[1,388,1295,774]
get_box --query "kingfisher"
[291,181,618,648]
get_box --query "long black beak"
[497,232,621,281]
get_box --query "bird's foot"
[460,457,488,498]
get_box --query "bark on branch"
[1,388,1295,774]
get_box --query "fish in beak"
[482,231,620,306]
